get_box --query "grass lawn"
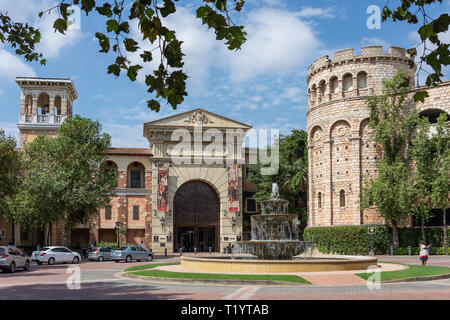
[357,263,450,282]
[123,262,181,272]
[129,268,310,284]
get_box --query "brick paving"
[0,256,450,300]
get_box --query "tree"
[430,113,450,248]
[362,72,419,248]
[382,0,449,102]
[10,116,117,244]
[410,116,435,242]
[0,0,246,112]
[0,130,22,218]
[246,129,309,231]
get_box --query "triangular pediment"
[143,108,252,130]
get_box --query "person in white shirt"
[419,241,431,266]
[140,241,146,251]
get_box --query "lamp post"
[115,221,121,248]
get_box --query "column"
[32,98,38,123]
[307,144,314,226]
[49,97,55,123]
[325,82,331,101]
[338,80,344,98]
[324,139,333,226]
[350,133,362,225]
[352,77,358,96]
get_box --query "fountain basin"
[181,255,378,273]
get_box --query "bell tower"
[16,77,78,147]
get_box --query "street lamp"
[160,216,165,228]
[115,221,121,248]
[231,217,236,228]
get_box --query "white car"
[32,246,81,265]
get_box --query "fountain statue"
[232,183,314,260]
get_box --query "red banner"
[157,163,169,211]
[227,164,239,212]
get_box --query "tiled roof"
[108,148,152,156]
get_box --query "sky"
[0,0,448,148]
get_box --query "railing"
[20,114,65,124]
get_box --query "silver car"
[32,246,81,265]
[88,247,112,262]
[110,246,153,262]
[0,246,31,273]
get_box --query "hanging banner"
[157,163,169,211]
[227,164,239,212]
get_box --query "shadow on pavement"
[0,281,185,300]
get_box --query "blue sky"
[0,0,448,147]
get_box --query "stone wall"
[306,45,450,228]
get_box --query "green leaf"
[96,3,113,17]
[95,32,110,53]
[106,19,119,34]
[413,91,429,103]
[123,38,139,52]
[107,64,120,77]
[127,64,143,81]
[140,51,153,62]
[53,18,68,34]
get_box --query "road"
[0,255,449,300]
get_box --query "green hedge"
[303,225,392,255]
[303,225,449,255]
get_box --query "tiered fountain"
[232,183,315,260]
[181,183,377,273]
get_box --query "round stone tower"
[306,46,416,227]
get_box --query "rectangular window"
[133,206,139,220]
[130,170,142,188]
[105,205,112,219]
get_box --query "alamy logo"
[366,5,381,30]
[66,265,81,290]
[366,265,381,290]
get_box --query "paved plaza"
[0,255,449,300]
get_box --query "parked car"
[0,246,31,273]
[110,246,153,262]
[32,246,81,265]
[88,247,113,262]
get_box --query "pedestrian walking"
[36,243,41,251]
[140,240,146,251]
[419,240,432,266]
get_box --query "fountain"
[232,183,315,260]
[181,183,377,273]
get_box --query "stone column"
[61,98,68,116]
[338,80,344,98]
[49,97,55,124]
[352,77,358,95]
[325,82,331,101]
[307,144,314,226]
[324,139,333,226]
[350,133,362,225]
[32,98,38,123]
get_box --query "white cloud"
[102,123,148,148]
[222,8,322,82]
[1,0,83,59]
[0,49,37,79]
[294,7,337,19]
[283,87,305,103]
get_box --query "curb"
[381,273,450,284]
[119,272,309,286]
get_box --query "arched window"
[128,162,145,188]
[318,80,326,97]
[24,94,33,114]
[54,96,62,115]
[101,161,118,187]
[357,72,367,89]
[330,76,339,94]
[339,190,346,208]
[343,74,353,91]
[37,92,50,115]
[318,192,322,209]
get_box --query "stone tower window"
[343,74,353,91]
[318,80,326,97]
[318,192,322,209]
[339,190,346,207]
[128,162,145,188]
[357,72,368,89]
[330,76,338,93]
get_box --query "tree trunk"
[443,209,448,248]
[421,218,426,243]
[391,219,399,248]
[44,224,50,246]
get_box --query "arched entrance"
[174,181,220,252]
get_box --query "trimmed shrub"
[398,227,448,247]
[303,225,392,255]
